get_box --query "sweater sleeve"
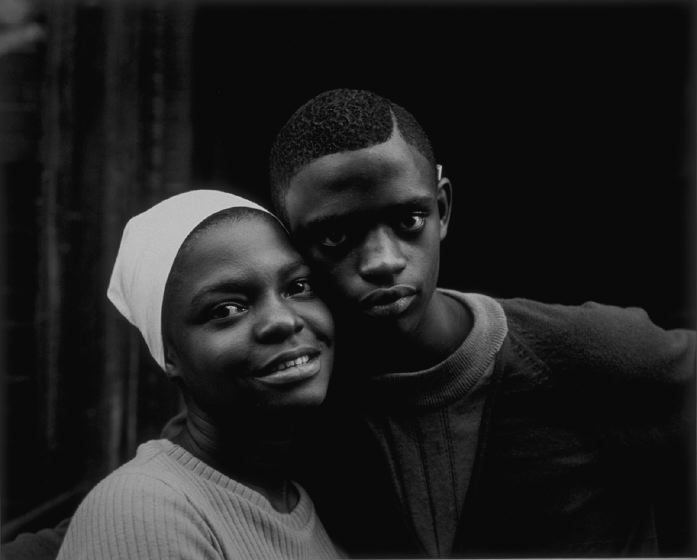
[503,298,695,448]
[56,473,223,560]
[508,299,696,556]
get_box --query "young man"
[269,88,696,557]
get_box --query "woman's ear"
[163,343,182,381]
[436,175,453,241]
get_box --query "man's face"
[163,216,334,415]
[283,131,451,337]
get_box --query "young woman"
[56,190,342,559]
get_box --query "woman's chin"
[265,387,329,411]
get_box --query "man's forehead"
[296,145,406,190]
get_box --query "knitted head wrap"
[107,189,274,370]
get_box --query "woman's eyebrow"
[189,279,246,308]
[276,258,311,279]
[188,259,309,307]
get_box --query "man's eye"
[286,279,314,297]
[209,303,246,320]
[319,231,347,248]
[398,214,426,232]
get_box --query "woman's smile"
[254,351,323,386]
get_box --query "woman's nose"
[253,297,304,343]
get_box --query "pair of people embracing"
[14,88,694,560]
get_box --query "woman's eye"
[209,303,246,320]
[286,279,314,297]
[399,214,426,232]
[319,231,347,248]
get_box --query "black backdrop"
[191,0,695,330]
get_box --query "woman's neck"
[171,403,301,513]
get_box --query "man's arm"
[504,298,696,555]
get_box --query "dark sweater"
[350,292,508,556]
[295,292,696,558]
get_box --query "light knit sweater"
[56,439,343,560]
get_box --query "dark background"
[193,1,696,329]
[2,0,694,543]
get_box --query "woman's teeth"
[271,355,310,373]
[256,353,320,386]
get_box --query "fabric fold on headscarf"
[107,189,275,370]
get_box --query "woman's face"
[162,214,334,416]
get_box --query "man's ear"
[436,175,453,241]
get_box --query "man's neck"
[343,290,472,375]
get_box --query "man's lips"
[255,347,322,386]
[359,285,417,317]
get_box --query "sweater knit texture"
[360,291,507,556]
[56,439,342,560]
[6,293,694,560]
[300,291,695,558]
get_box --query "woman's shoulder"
[76,439,193,514]
[57,440,220,559]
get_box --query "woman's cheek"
[302,303,335,343]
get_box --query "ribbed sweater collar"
[146,439,314,528]
[360,291,508,410]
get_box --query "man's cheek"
[325,269,353,299]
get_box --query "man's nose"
[358,226,407,283]
[253,296,304,343]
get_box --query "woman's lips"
[360,285,417,318]
[255,351,321,386]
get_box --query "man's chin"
[340,309,420,340]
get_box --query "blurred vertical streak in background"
[1,0,191,541]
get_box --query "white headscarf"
[107,189,275,370]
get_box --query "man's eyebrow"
[304,195,433,232]
[304,213,354,233]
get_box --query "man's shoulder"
[497,296,695,386]
[501,297,653,335]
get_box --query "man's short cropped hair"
[269,88,436,222]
